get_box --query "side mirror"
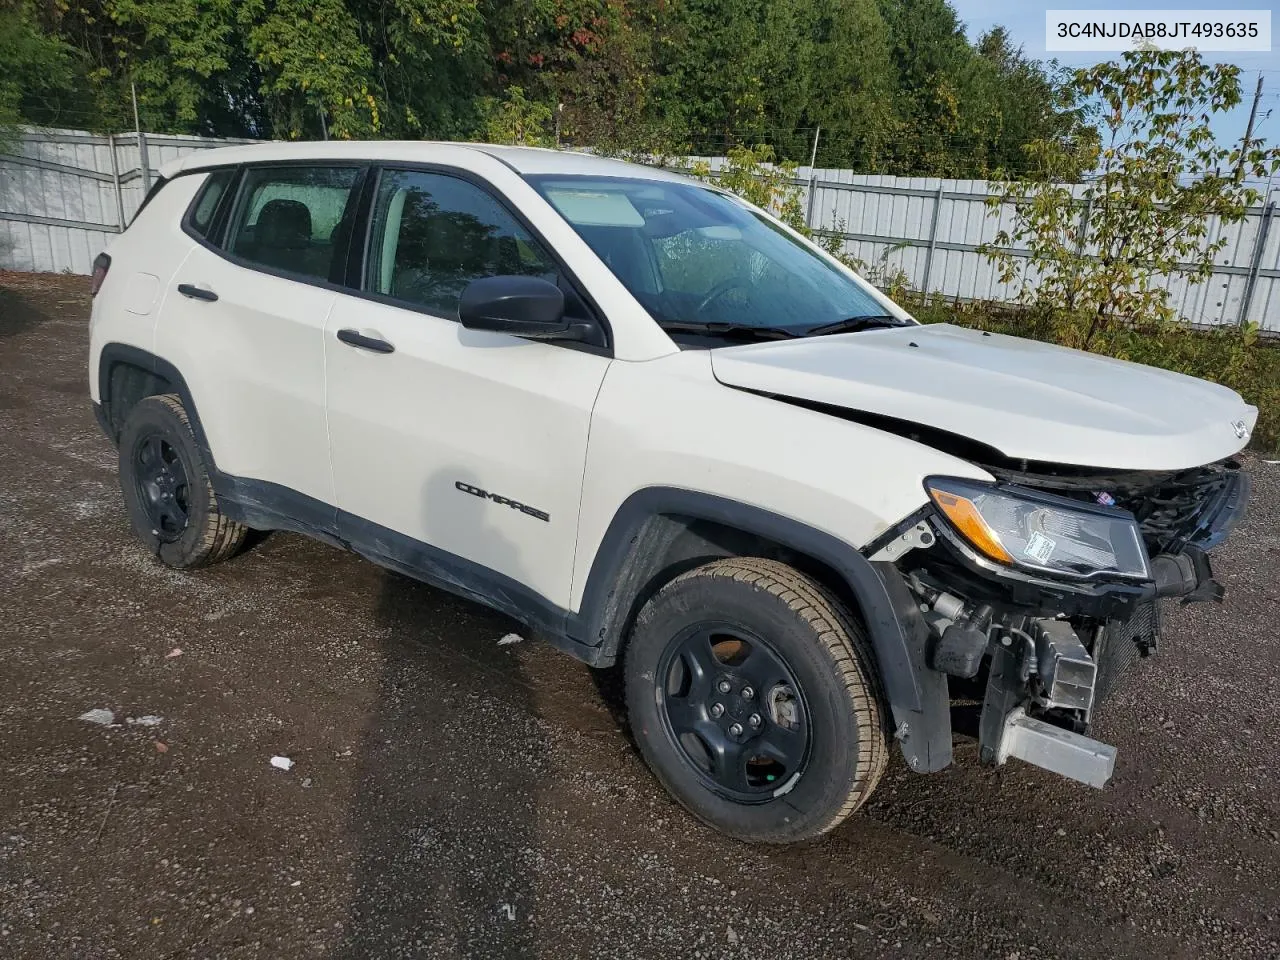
[459,275,585,340]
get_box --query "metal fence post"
[1074,194,1093,257]
[804,127,821,229]
[921,183,945,301]
[137,131,151,195]
[131,82,151,193]
[106,134,125,230]
[1238,200,1275,326]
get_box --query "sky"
[950,1,1280,151]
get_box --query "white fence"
[697,158,1280,333]
[3,130,1278,332]
[0,128,252,275]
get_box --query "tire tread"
[128,394,248,568]
[634,556,890,841]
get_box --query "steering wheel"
[694,277,752,315]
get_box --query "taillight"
[90,252,111,297]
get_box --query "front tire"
[118,394,248,568]
[624,557,889,844]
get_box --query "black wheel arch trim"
[565,487,953,773]
[96,343,215,462]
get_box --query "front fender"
[567,487,953,773]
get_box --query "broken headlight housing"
[925,478,1151,582]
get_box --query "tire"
[624,557,888,843]
[117,393,248,568]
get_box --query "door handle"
[336,328,395,354]
[177,283,218,302]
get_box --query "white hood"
[710,323,1258,471]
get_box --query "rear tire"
[624,557,888,843]
[118,394,248,568]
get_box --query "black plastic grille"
[1093,601,1162,708]
[1119,464,1246,555]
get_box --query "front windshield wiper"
[805,315,910,337]
[657,321,801,341]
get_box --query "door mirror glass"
[459,276,574,338]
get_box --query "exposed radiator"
[1093,601,1162,708]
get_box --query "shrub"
[983,48,1280,350]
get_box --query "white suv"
[88,141,1256,843]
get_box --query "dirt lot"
[1,271,1278,960]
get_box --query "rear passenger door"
[159,164,365,509]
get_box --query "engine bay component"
[931,619,989,679]
[1032,619,1096,713]
[1150,547,1224,603]
[883,453,1243,792]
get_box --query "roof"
[158,140,698,186]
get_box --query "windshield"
[525,174,900,336]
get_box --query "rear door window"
[224,166,363,282]
[185,169,236,239]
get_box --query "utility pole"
[804,126,821,228]
[1237,72,1264,181]
[131,82,151,193]
[555,103,563,149]
[319,104,329,141]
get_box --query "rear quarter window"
[185,169,237,239]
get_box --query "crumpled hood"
[710,323,1258,471]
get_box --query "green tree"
[969,27,1081,175]
[878,0,974,173]
[985,49,1280,347]
[479,85,552,145]
[241,0,379,138]
[1,0,1087,176]
[481,0,671,152]
[102,0,239,131]
[20,0,256,135]
[808,0,898,169]
[652,0,818,156]
[353,0,487,140]
[0,1,80,145]
[870,1,1086,177]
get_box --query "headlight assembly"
[925,478,1151,582]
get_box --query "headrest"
[256,199,312,248]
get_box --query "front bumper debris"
[996,707,1117,788]
[876,457,1246,787]
[976,608,1159,787]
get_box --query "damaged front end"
[871,457,1250,788]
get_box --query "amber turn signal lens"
[929,488,1015,564]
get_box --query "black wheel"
[625,557,888,843]
[118,394,248,568]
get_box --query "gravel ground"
[1,271,1278,960]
